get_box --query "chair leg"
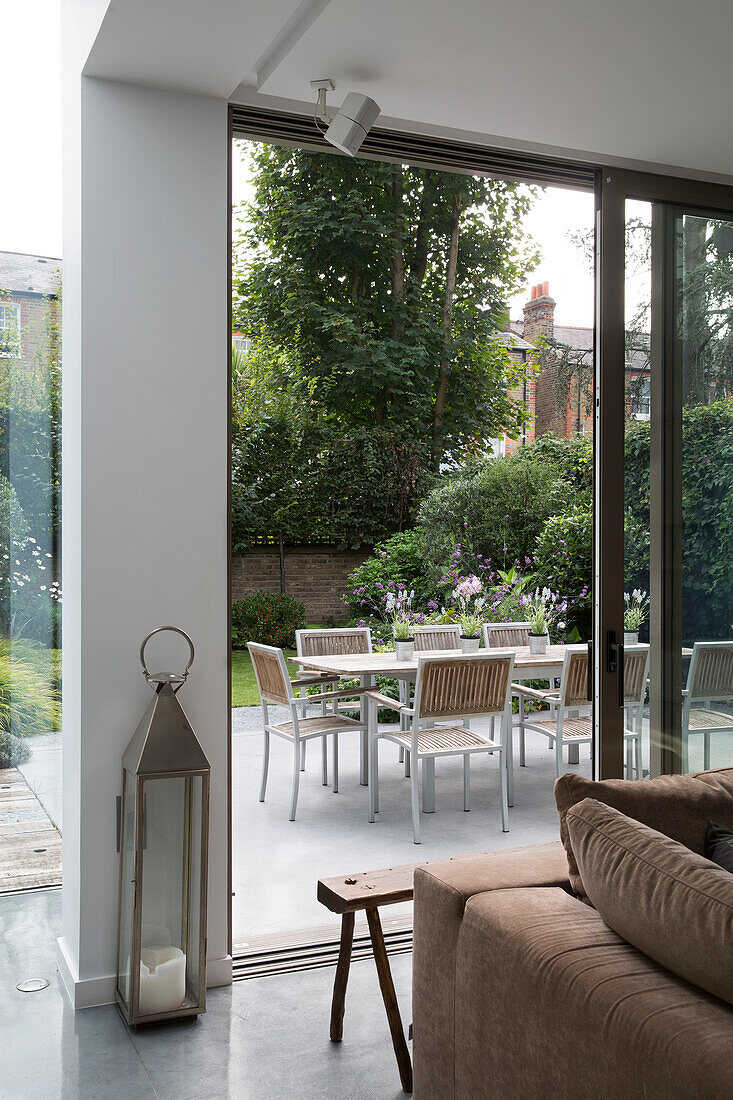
[519,702,526,768]
[330,732,338,793]
[300,740,306,772]
[321,735,328,786]
[500,750,509,832]
[289,741,301,821]
[555,734,564,779]
[259,730,270,802]
[463,755,471,811]
[635,731,643,780]
[704,731,711,772]
[405,749,411,777]
[398,747,405,763]
[422,757,435,813]
[625,738,633,779]
[411,763,421,844]
[300,688,307,721]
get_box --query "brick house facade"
[0,252,62,397]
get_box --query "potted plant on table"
[624,589,649,645]
[452,576,486,652]
[459,612,483,653]
[386,589,415,660]
[522,588,552,655]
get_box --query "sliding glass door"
[599,172,733,778]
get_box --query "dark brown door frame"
[597,168,733,779]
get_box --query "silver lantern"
[115,627,210,1026]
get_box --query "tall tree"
[233,145,538,468]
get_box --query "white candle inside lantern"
[138,946,186,1015]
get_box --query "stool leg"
[366,908,413,1094]
[330,912,355,1042]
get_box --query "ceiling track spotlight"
[310,78,380,157]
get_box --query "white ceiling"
[81,0,733,181]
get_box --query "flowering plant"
[385,588,414,640]
[624,590,649,632]
[459,612,484,639]
[521,587,561,636]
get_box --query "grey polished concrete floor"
[0,889,410,1100]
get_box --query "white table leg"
[359,673,371,786]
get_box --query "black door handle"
[607,630,625,708]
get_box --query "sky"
[5,7,596,329]
[1,2,63,259]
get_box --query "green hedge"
[232,591,306,649]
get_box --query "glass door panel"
[677,211,733,772]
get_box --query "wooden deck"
[0,767,62,891]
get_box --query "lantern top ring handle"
[140,626,195,691]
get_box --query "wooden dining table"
[290,645,572,806]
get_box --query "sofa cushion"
[706,820,733,873]
[555,767,733,900]
[566,797,733,1006]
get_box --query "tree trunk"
[409,170,436,292]
[432,191,462,469]
[376,166,406,425]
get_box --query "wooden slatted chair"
[622,645,650,778]
[249,642,367,820]
[482,621,533,648]
[513,645,647,779]
[682,641,733,772]
[411,624,462,651]
[397,624,462,773]
[366,652,514,844]
[294,627,372,774]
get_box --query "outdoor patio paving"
[232,704,591,946]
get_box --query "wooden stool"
[318,863,427,1095]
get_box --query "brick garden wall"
[231,544,371,625]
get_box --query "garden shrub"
[533,507,593,638]
[0,637,59,736]
[414,442,575,579]
[232,591,306,649]
[625,402,733,641]
[342,530,441,629]
[0,730,31,769]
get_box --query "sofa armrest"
[413,843,568,1100]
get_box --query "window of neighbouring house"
[0,300,21,358]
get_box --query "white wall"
[59,72,230,1007]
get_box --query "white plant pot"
[529,633,549,655]
[460,636,481,653]
[394,639,415,661]
[624,631,639,646]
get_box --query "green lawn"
[231,647,297,707]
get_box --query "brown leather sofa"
[412,769,733,1099]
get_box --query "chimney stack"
[523,281,555,342]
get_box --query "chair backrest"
[413,653,514,719]
[559,645,592,708]
[412,624,462,652]
[295,627,372,658]
[482,621,532,648]
[623,644,650,705]
[686,641,733,702]
[248,642,293,706]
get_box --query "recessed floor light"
[16,979,50,993]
